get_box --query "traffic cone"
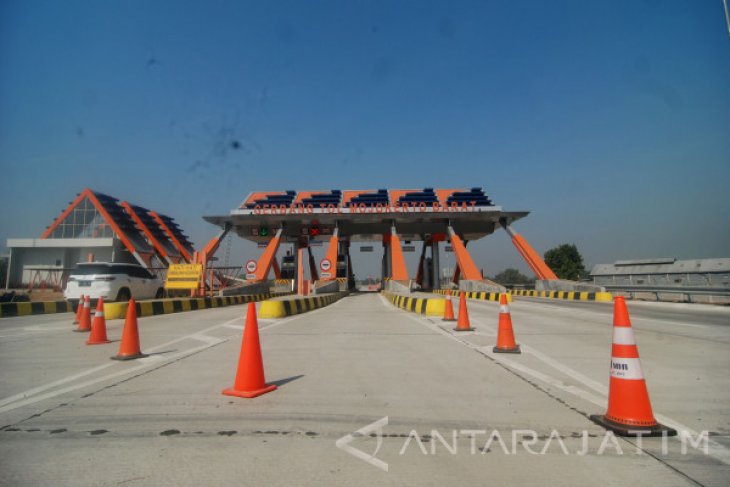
[589,297,676,437]
[442,289,456,322]
[74,295,92,332]
[111,299,147,360]
[86,297,111,345]
[493,293,520,353]
[453,291,474,331]
[222,302,277,398]
[73,294,84,324]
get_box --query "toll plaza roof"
[204,187,528,243]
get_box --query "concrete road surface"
[0,293,728,486]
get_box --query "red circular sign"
[246,260,257,273]
[320,258,331,272]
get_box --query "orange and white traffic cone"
[73,294,84,324]
[453,291,474,331]
[590,297,676,437]
[111,299,147,360]
[442,289,456,322]
[74,295,92,332]
[222,302,277,398]
[86,297,111,345]
[493,293,521,353]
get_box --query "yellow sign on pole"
[165,264,203,290]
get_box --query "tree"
[492,268,533,286]
[544,244,588,281]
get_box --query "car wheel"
[155,288,164,299]
[116,288,131,302]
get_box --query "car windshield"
[71,264,151,278]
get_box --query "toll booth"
[204,187,576,296]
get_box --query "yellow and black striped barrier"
[508,289,612,302]
[0,301,72,318]
[258,292,348,318]
[382,291,445,316]
[103,292,292,320]
[431,289,509,302]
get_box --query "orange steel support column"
[296,247,305,295]
[307,247,319,282]
[321,228,339,281]
[447,226,482,281]
[389,226,409,281]
[451,264,460,285]
[502,223,558,280]
[197,224,231,266]
[149,211,193,263]
[511,240,544,279]
[272,258,282,279]
[252,228,282,281]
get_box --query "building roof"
[41,188,194,267]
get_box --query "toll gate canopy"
[203,187,562,292]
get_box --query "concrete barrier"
[382,291,445,316]
[509,289,612,302]
[431,289,511,303]
[0,300,72,318]
[386,280,413,294]
[313,279,339,294]
[103,292,291,320]
[258,292,348,318]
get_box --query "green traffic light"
[260,227,269,237]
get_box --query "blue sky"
[1,0,729,277]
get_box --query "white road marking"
[189,334,224,345]
[0,363,116,408]
[380,294,730,466]
[0,342,222,415]
[0,315,244,413]
[520,344,608,395]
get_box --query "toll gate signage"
[245,260,257,279]
[165,264,203,290]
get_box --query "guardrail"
[603,285,730,303]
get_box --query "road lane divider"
[509,289,612,302]
[103,292,292,320]
[432,289,512,303]
[0,301,72,319]
[258,292,348,318]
